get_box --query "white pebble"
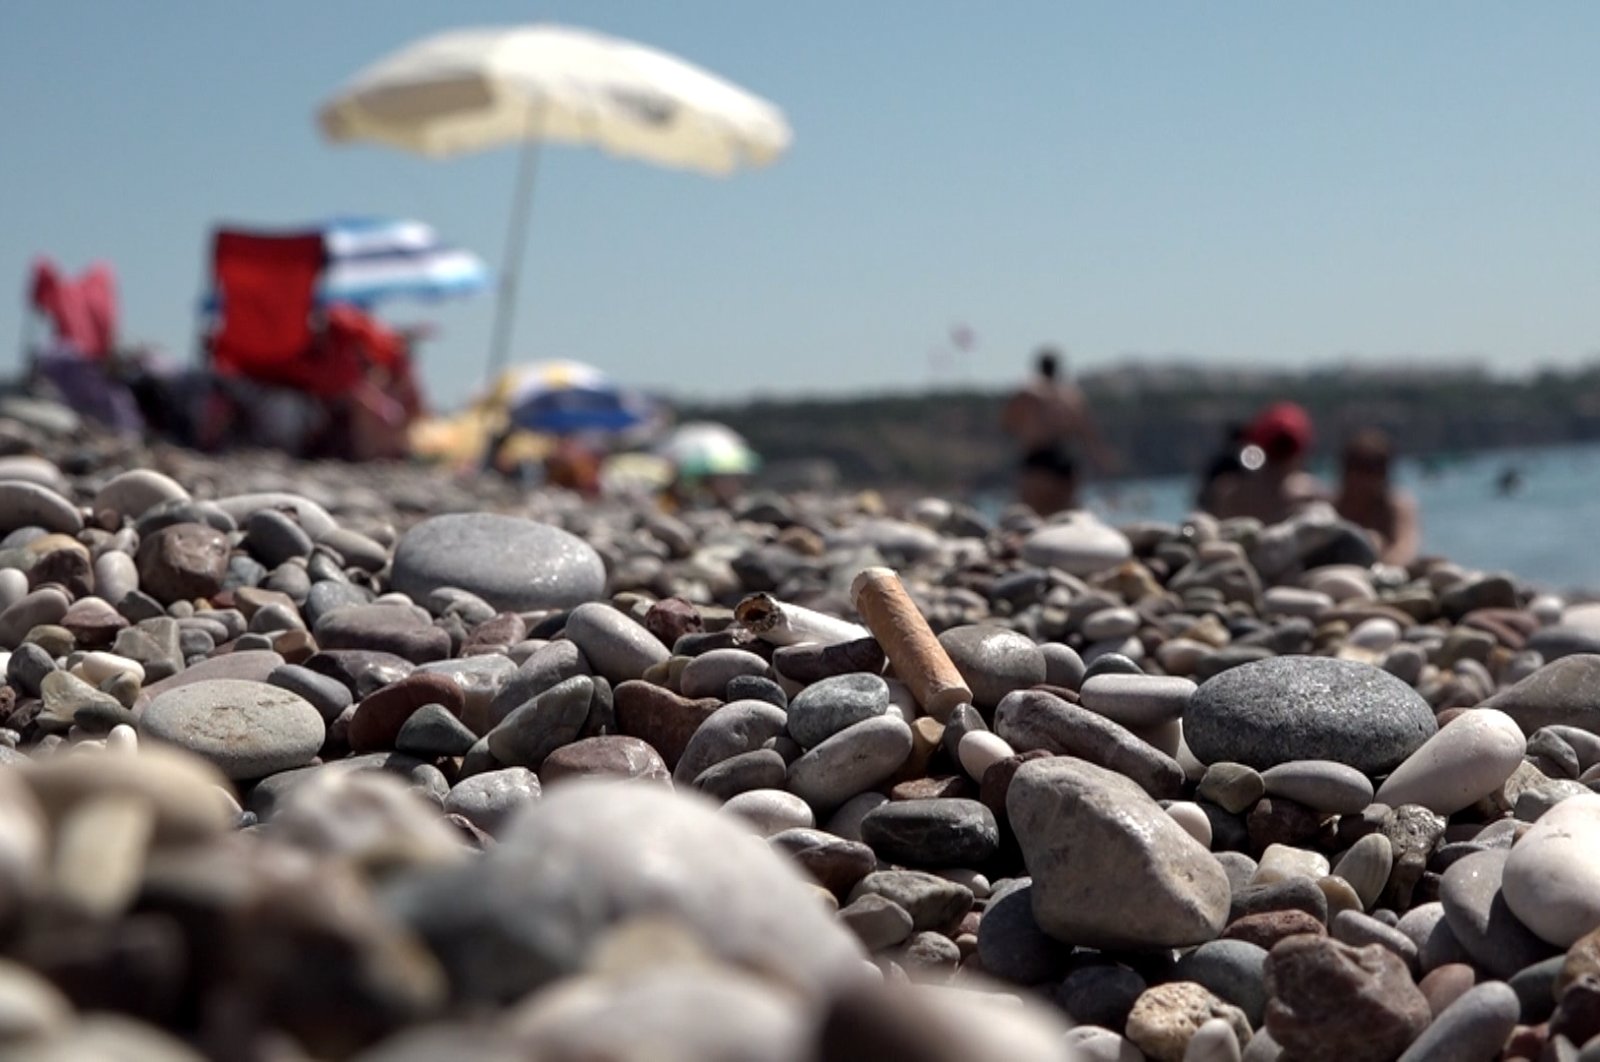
[1165,801,1212,849]
[1250,843,1331,886]
[73,651,146,686]
[105,725,138,755]
[958,731,1015,782]
[1346,617,1401,652]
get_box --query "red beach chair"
[201,228,419,454]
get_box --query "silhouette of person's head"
[1036,348,1061,380]
[1342,429,1393,485]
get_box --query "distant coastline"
[682,360,1600,493]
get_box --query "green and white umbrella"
[657,421,759,478]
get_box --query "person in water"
[1335,428,1420,566]
[1001,348,1112,516]
[1205,401,1327,524]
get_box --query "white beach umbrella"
[318,24,792,379]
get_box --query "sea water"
[1078,442,1597,594]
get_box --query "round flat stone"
[1020,516,1132,575]
[1186,657,1437,775]
[786,715,913,812]
[139,678,325,780]
[787,673,890,750]
[562,603,669,685]
[390,513,605,612]
[858,798,999,867]
[936,625,1046,710]
[0,482,81,536]
[91,470,187,518]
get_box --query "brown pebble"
[612,680,720,770]
[1417,962,1477,1018]
[1223,909,1326,951]
[1501,1022,1548,1060]
[348,672,465,752]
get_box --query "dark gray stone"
[390,514,606,612]
[846,870,973,932]
[937,625,1047,710]
[1054,964,1147,1030]
[859,798,999,867]
[1174,939,1270,1027]
[1187,656,1437,774]
[244,509,314,567]
[693,749,789,800]
[787,672,890,749]
[396,702,479,758]
[267,663,353,724]
[975,880,1072,985]
[674,699,790,785]
[485,675,594,769]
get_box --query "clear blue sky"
[5,3,1599,407]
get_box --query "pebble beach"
[1,401,1599,1061]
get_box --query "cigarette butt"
[850,566,972,722]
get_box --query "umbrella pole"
[485,134,542,383]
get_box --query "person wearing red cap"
[1205,401,1328,523]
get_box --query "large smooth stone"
[390,514,605,612]
[936,625,1046,710]
[1007,756,1229,950]
[1502,794,1600,947]
[139,678,325,780]
[211,492,335,539]
[93,468,189,519]
[382,780,866,1005]
[1264,936,1431,1062]
[674,699,790,786]
[1395,980,1519,1062]
[786,672,890,750]
[995,688,1185,800]
[562,603,669,684]
[1186,657,1436,775]
[1439,849,1559,978]
[1374,709,1525,816]
[1020,514,1132,575]
[786,715,913,812]
[1483,655,1600,735]
[0,482,81,535]
[859,798,999,867]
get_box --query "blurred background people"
[1205,401,1326,524]
[1002,347,1113,516]
[1336,428,1419,566]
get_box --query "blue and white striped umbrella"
[320,216,490,306]
[201,217,491,311]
